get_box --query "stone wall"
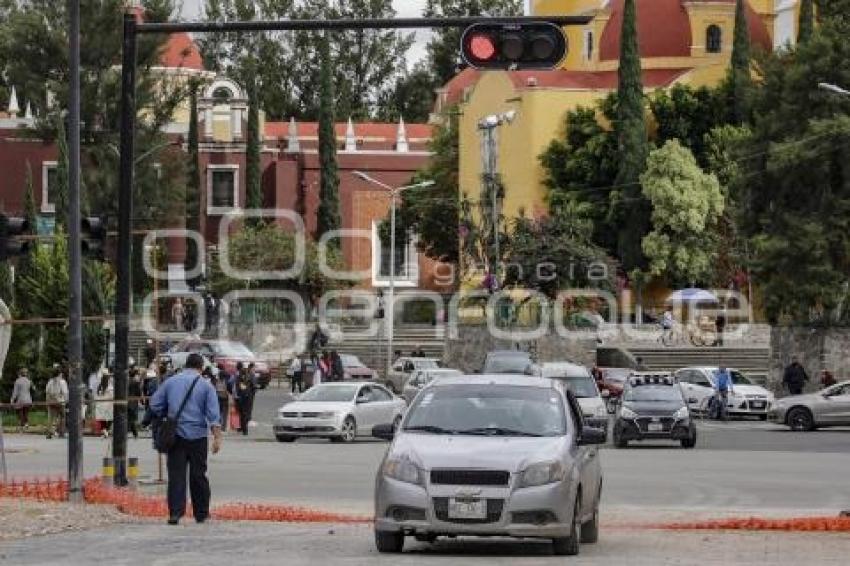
[768,327,850,393]
[444,325,597,373]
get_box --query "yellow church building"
[440,0,800,243]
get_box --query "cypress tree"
[798,0,814,43]
[185,83,200,283]
[730,0,752,123]
[245,74,263,215]
[613,0,650,274]
[316,33,341,244]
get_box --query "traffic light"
[82,216,107,260]
[0,214,30,260]
[460,22,568,70]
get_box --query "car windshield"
[624,386,684,403]
[731,371,753,385]
[212,342,254,357]
[297,385,358,403]
[404,385,566,437]
[550,375,598,398]
[483,354,531,374]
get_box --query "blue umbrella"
[666,288,719,304]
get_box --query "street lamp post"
[477,111,516,290]
[353,172,434,381]
[819,82,850,96]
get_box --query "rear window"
[483,353,532,374]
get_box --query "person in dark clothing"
[820,369,837,389]
[214,364,230,431]
[232,363,256,435]
[715,312,726,347]
[331,350,344,382]
[783,357,809,395]
[128,367,142,439]
[144,339,157,367]
[150,353,222,525]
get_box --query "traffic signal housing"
[460,22,568,71]
[82,216,107,261]
[0,215,30,260]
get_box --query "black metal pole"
[136,15,592,34]
[112,13,138,487]
[66,0,84,504]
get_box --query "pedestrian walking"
[128,367,142,439]
[213,364,230,432]
[820,369,837,389]
[45,366,69,439]
[783,356,809,396]
[10,368,33,431]
[713,366,734,421]
[288,355,305,393]
[144,339,157,367]
[149,353,222,525]
[171,298,185,331]
[715,310,726,347]
[232,363,255,435]
[331,350,344,382]
[95,370,115,438]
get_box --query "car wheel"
[339,417,357,443]
[375,530,405,553]
[681,436,696,449]
[787,407,814,432]
[580,503,599,544]
[275,435,296,443]
[553,493,581,556]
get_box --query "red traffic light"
[460,22,568,70]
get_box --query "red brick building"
[0,30,451,295]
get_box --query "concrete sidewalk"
[1,521,848,566]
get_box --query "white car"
[273,382,406,443]
[385,357,440,393]
[533,362,609,434]
[674,367,775,419]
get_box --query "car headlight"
[620,406,638,419]
[518,461,566,488]
[383,457,425,487]
[674,407,689,420]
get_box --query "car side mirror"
[373,423,395,441]
[578,427,607,446]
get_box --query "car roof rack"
[629,373,675,387]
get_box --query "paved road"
[2,522,849,566]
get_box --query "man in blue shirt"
[713,366,735,421]
[150,353,222,524]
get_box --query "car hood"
[731,385,772,397]
[391,433,570,473]
[576,396,605,415]
[278,401,352,413]
[775,392,822,407]
[623,401,683,417]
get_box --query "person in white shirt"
[45,366,69,439]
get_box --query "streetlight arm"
[352,170,393,191]
[819,82,850,96]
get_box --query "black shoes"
[195,516,209,524]
[167,516,180,525]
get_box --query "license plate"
[448,498,486,520]
[648,423,664,432]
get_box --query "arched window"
[212,86,234,101]
[706,25,722,53]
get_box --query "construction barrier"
[653,516,850,533]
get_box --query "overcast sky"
[179,0,432,63]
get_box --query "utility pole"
[113,12,138,487]
[66,0,84,503]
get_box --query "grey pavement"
[2,522,849,566]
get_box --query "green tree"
[798,0,815,43]
[185,82,201,284]
[395,113,461,262]
[729,0,752,124]
[611,0,650,275]
[640,140,725,286]
[316,33,341,244]
[376,64,436,124]
[245,75,263,213]
[649,84,728,166]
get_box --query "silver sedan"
[372,374,605,556]
[273,382,406,443]
[769,380,850,431]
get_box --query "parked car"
[769,380,850,431]
[481,350,533,374]
[339,354,378,381]
[273,382,406,443]
[401,368,463,404]
[673,367,775,419]
[164,338,271,388]
[613,373,696,449]
[385,357,440,393]
[532,362,609,435]
[372,374,605,555]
